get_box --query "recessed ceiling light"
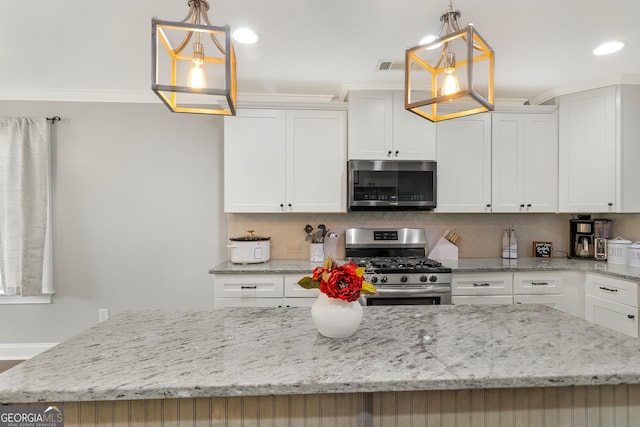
[232,28,259,45]
[593,41,624,56]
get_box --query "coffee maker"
[569,217,613,259]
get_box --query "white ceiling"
[1,0,639,104]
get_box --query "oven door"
[360,286,451,306]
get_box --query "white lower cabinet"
[513,271,584,318]
[453,271,585,319]
[585,274,639,338]
[214,274,318,308]
[452,273,514,304]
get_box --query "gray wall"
[0,101,226,344]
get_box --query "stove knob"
[420,275,428,282]
[400,275,408,283]
[369,276,378,284]
[429,275,438,283]
[381,276,388,283]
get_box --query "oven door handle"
[373,287,450,297]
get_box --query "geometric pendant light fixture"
[152,0,236,115]
[405,0,494,122]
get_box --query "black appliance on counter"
[347,160,437,211]
[345,227,451,305]
[570,217,613,259]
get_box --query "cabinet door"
[523,114,558,212]
[391,91,436,160]
[492,113,558,213]
[224,110,287,212]
[585,295,639,338]
[348,91,393,159]
[514,294,562,309]
[287,110,347,212]
[558,86,616,213]
[436,114,492,212]
[491,114,525,212]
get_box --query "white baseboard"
[0,343,57,360]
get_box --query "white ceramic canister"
[628,242,640,267]
[607,237,632,265]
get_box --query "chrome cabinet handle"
[531,282,549,286]
[599,286,618,293]
[473,283,490,287]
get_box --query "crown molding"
[528,74,640,105]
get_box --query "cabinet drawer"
[284,274,321,298]
[214,275,284,298]
[513,273,563,294]
[452,295,513,305]
[452,274,513,296]
[585,274,639,307]
[585,295,639,338]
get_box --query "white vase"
[311,293,363,338]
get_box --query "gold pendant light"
[152,0,237,115]
[405,0,494,122]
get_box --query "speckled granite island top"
[2,304,640,403]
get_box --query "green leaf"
[298,277,320,289]
[361,281,377,295]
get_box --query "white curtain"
[0,117,51,296]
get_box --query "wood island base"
[21,385,640,427]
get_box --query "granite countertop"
[210,257,640,281]
[2,304,640,403]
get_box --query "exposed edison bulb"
[440,52,460,97]
[188,42,206,89]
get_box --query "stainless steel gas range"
[345,228,452,306]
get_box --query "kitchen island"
[2,305,640,426]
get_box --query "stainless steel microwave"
[348,160,437,211]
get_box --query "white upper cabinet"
[435,114,492,213]
[558,86,616,213]
[348,90,436,160]
[559,85,640,213]
[224,109,346,213]
[492,112,558,213]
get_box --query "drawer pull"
[599,286,618,293]
[629,314,636,319]
[531,282,549,286]
[473,283,490,287]
[240,285,258,289]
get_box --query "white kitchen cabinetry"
[214,274,318,308]
[558,85,640,213]
[436,114,492,212]
[224,109,346,213]
[492,112,558,213]
[584,274,639,338]
[452,273,514,305]
[513,271,584,318]
[347,90,436,160]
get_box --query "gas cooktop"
[350,256,451,274]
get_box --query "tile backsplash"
[227,212,640,260]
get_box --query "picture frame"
[533,241,552,258]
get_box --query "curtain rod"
[46,116,61,123]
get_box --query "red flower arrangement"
[298,257,377,303]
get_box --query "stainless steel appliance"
[345,228,451,305]
[347,160,437,211]
[570,217,613,259]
